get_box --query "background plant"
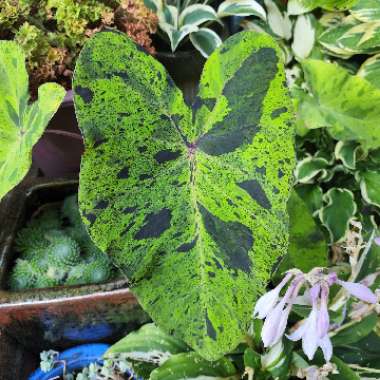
[144,0,268,56]
[0,0,158,94]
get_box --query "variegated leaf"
[350,0,380,22]
[319,16,380,57]
[179,5,218,27]
[264,0,292,40]
[301,59,380,150]
[357,170,380,208]
[73,30,295,360]
[217,0,266,20]
[287,0,314,16]
[291,14,316,59]
[0,41,65,200]
[105,323,189,365]
[295,155,331,184]
[160,23,198,51]
[319,188,357,242]
[334,140,360,170]
[189,28,222,57]
[358,53,380,88]
[296,0,358,11]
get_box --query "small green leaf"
[105,324,189,364]
[0,41,65,201]
[243,348,261,371]
[301,59,380,150]
[277,191,328,274]
[319,188,357,242]
[218,0,266,20]
[179,5,218,27]
[295,184,323,215]
[332,313,378,346]
[358,53,380,89]
[350,0,380,22]
[295,155,331,184]
[149,352,238,380]
[329,356,360,380]
[189,28,222,58]
[357,170,380,207]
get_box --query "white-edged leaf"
[287,0,313,15]
[350,0,380,22]
[264,0,292,40]
[179,4,218,27]
[160,23,198,51]
[319,188,357,243]
[295,155,331,184]
[334,140,360,170]
[357,170,380,207]
[292,14,316,59]
[160,5,179,27]
[218,0,266,20]
[189,27,222,57]
[144,0,162,12]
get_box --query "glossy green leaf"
[189,28,222,58]
[350,0,380,22]
[0,41,65,201]
[319,188,357,242]
[358,53,380,89]
[243,348,261,371]
[73,31,295,360]
[149,352,238,380]
[179,5,218,27]
[357,170,380,207]
[105,324,189,364]
[217,0,266,19]
[302,59,380,150]
[302,0,358,11]
[277,191,328,275]
[319,16,380,57]
[332,313,378,346]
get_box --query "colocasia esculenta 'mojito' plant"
[73,29,295,360]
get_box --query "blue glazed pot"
[28,343,134,380]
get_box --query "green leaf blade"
[74,30,295,360]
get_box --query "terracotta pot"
[0,179,149,354]
[32,91,84,178]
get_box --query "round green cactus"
[9,259,43,290]
[45,230,81,266]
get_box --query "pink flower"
[374,237,380,246]
[336,279,377,304]
[253,272,292,319]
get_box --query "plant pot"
[32,91,84,178]
[155,50,205,105]
[0,178,150,354]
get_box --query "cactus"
[9,195,114,290]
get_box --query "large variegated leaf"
[358,53,380,88]
[73,30,294,360]
[319,16,380,57]
[300,59,380,150]
[350,0,380,22]
[0,41,65,200]
[290,0,357,13]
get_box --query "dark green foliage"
[9,195,114,290]
[74,30,295,359]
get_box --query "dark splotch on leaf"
[238,179,271,209]
[75,86,93,103]
[154,150,182,164]
[197,48,278,156]
[134,208,172,239]
[199,204,253,273]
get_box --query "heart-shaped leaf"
[73,30,294,360]
[0,41,65,200]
